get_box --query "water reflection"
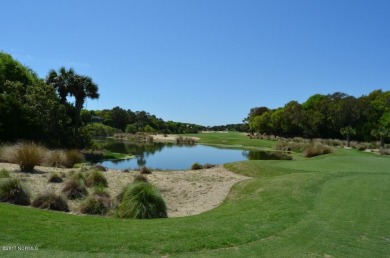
[93,139,291,170]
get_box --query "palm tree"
[46,67,75,104]
[68,75,99,130]
[46,67,99,130]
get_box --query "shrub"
[140,166,152,175]
[303,144,332,158]
[79,196,112,215]
[65,150,85,168]
[85,170,108,188]
[191,162,203,170]
[62,179,88,200]
[0,178,30,205]
[31,192,69,212]
[0,169,10,178]
[48,173,63,183]
[134,174,148,183]
[15,143,45,172]
[116,182,167,219]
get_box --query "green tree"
[340,126,356,147]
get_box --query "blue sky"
[1,0,390,126]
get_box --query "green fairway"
[0,133,389,257]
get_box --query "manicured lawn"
[0,133,389,257]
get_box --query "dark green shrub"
[117,182,167,219]
[0,169,10,178]
[48,173,63,183]
[93,164,107,172]
[79,196,112,215]
[31,192,69,212]
[0,178,30,205]
[140,166,152,175]
[62,179,88,200]
[15,143,45,172]
[85,170,108,188]
[65,150,85,168]
[191,162,203,170]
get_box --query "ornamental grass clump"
[133,174,148,183]
[85,170,108,188]
[303,143,332,158]
[65,150,85,168]
[62,178,88,200]
[191,162,203,170]
[140,166,152,175]
[0,178,30,205]
[31,192,69,212]
[15,143,46,172]
[45,150,67,167]
[0,169,10,178]
[48,173,63,183]
[116,182,167,219]
[79,195,113,215]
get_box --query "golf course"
[0,132,389,257]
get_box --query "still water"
[96,140,290,170]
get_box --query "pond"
[94,139,291,170]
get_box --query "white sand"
[0,163,249,217]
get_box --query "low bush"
[116,182,167,219]
[176,136,197,145]
[93,164,107,172]
[303,143,332,158]
[79,195,113,215]
[380,149,390,155]
[14,142,46,172]
[140,167,152,175]
[48,173,63,183]
[69,171,86,184]
[31,192,69,212]
[62,179,88,200]
[0,169,10,178]
[65,150,85,168]
[85,170,108,188]
[203,163,216,169]
[0,178,30,205]
[191,162,203,170]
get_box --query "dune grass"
[0,134,389,257]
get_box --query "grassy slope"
[0,133,389,257]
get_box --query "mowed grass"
[0,133,389,257]
[185,131,276,149]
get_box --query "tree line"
[246,91,390,146]
[0,52,205,147]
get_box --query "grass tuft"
[85,170,108,188]
[191,162,203,170]
[79,196,113,215]
[140,166,152,175]
[0,178,30,205]
[303,143,333,157]
[31,192,69,212]
[0,169,10,178]
[62,179,88,200]
[15,142,46,172]
[48,173,63,183]
[116,182,167,219]
[65,150,85,168]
